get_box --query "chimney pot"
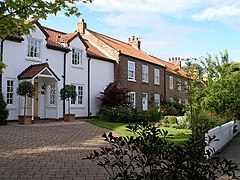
[127,35,141,50]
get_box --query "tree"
[0,91,9,125]
[16,81,34,116]
[0,0,92,38]
[98,83,130,108]
[200,50,240,121]
[60,85,77,114]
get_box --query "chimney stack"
[77,19,87,35]
[169,57,181,69]
[128,36,141,50]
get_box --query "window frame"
[128,92,136,108]
[154,68,160,85]
[169,76,173,89]
[154,94,160,107]
[128,61,135,81]
[71,84,84,106]
[27,37,42,60]
[6,80,14,105]
[142,65,148,83]
[72,48,83,66]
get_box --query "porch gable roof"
[18,63,60,81]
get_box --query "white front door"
[142,93,148,110]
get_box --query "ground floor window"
[128,92,136,108]
[154,94,160,107]
[6,80,14,105]
[71,85,84,105]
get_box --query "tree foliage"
[0,91,9,125]
[0,0,92,38]
[60,85,77,114]
[98,83,130,108]
[200,50,240,121]
[85,122,239,179]
[16,81,34,116]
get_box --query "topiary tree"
[16,81,34,116]
[0,92,9,125]
[60,85,77,114]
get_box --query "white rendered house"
[1,21,114,121]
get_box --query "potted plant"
[60,85,77,121]
[16,81,35,125]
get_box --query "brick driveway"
[0,121,112,180]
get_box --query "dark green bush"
[139,108,163,122]
[160,101,185,116]
[100,107,143,123]
[85,122,239,179]
[0,92,9,125]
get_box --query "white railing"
[205,120,239,157]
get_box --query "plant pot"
[18,115,32,125]
[64,114,75,122]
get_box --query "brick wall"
[118,55,165,110]
[165,72,189,104]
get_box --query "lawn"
[87,119,191,145]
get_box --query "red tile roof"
[43,27,111,60]
[18,63,60,81]
[151,56,189,78]
[88,30,165,67]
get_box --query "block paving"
[0,121,113,180]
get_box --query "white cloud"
[193,3,240,21]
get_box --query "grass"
[87,119,191,145]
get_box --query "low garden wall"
[206,120,239,157]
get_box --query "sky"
[40,0,240,62]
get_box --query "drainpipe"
[87,57,91,118]
[63,50,70,117]
[163,68,166,102]
[0,39,4,91]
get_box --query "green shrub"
[100,107,140,123]
[166,116,177,124]
[162,123,171,127]
[85,123,239,179]
[0,92,8,125]
[170,123,178,128]
[178,116,191,129]
[139,108,163,122]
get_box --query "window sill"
[46,105,57,108]
[128,79,137,82]
[25,57,42,62]
[70,105,85,109]
[142,81,149,84]
[7,105,17,110]
[71,65,84,70]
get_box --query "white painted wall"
[65,37,88,117]
[205,121,239,157]
[90,58,114,116]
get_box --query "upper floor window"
[154,94,160,107]
[177,79,182,90]
[154,68,160,85]
[72,48,83,66]
[169,76,173,89]
[6,80,14,105]
[142,65,148,82]
[128,92,136,108]
[71,85,83,105]
[185,81,188,92]
[128,61,135,80]
[27,37,41,58]
[185,99,188,104]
